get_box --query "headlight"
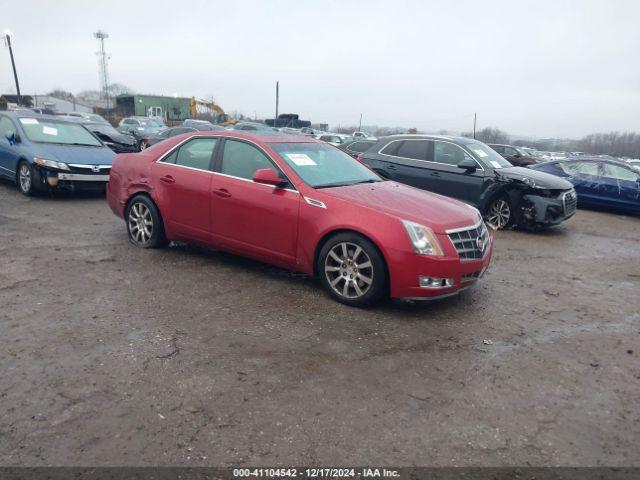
[33,157,70,171]
[522,177,536,188]
[401,220,444,256]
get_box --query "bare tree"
[462,127,510,144]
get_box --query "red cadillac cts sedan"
[107,131,492,307]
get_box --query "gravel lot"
[0,179,639,467]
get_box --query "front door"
[151,137,218,242]
[599,162,640,211]
[210,138,299,266]
[0,116,20,179]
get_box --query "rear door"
[209,138,299,266]
[559,160,602,205]
[151,137,218,242]
[370,139,433,187]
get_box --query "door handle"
[213,188,232,198]
[160,175,175,184]
[430,171,441,177]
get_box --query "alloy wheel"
[324,242,374,299]
[128,202,153,244]
[19,164,31,193]
[139,141,148,150]
[485,199,511,230]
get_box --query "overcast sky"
[3,0,639,137]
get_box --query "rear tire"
[125,195,167,248]
[317,232,387,307]
[16,161,37,197]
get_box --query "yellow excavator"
[189,97,236,127]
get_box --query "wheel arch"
[312,228,390,280]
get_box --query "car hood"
[318,181,480,234]
[95,131,136,145]
[31,143,116,165]
[497,166,573,189]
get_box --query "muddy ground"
[0,179,639,467]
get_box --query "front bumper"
[521,189,577,226]
[387,234,493,300]
[33,166,110,190]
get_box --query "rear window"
[346,141,375,153]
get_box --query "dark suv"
[358,135,576,230]
[488,144,539,167]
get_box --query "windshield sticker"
[490,160,503,169]
[473,149,488,158]
[42,126,58,136]
[20,118,39,125]
[286,153,317,166]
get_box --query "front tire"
[318,232,387,307]
[484,196,513,230]
[17,161,37,196]
[125,195,167,248]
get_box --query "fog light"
[46,176,59,187]
[419,276,454,288]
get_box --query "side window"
[433,141,473,166]
[380,140,402,156]
[221,139,274,180]
[164,138,217,170]
[347,141,374,153]
[601,163,639,182]
[562,161,598,176]
[504,147,518,156]
[491,145,504,154]
[395,140,431,161]
[0,117,17,137]
[161,150,178,164]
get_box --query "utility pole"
[94,30,111,111]
[3,30,22,105]
[358,113,362,132]
[275,81,279,127]
[473,112,477,139]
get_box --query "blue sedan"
[531,157,640,214]
[0,112,115,196]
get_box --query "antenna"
[94,30,111,109]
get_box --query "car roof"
[180,130,322,144]
[548,156,634,166]
[2,111,78,124]
[375,134,472,143]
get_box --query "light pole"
[3,29,22,106]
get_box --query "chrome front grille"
[447,221,490,261]
[67,164,111,174]
[562,189,577,216]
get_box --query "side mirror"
[253,168,287,187]
[5,131,16,145]
[457,157,477,172]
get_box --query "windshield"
[19,118,102,146]
[460,138,512,168]
[271,142,382,188]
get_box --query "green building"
[115,94,192,121]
